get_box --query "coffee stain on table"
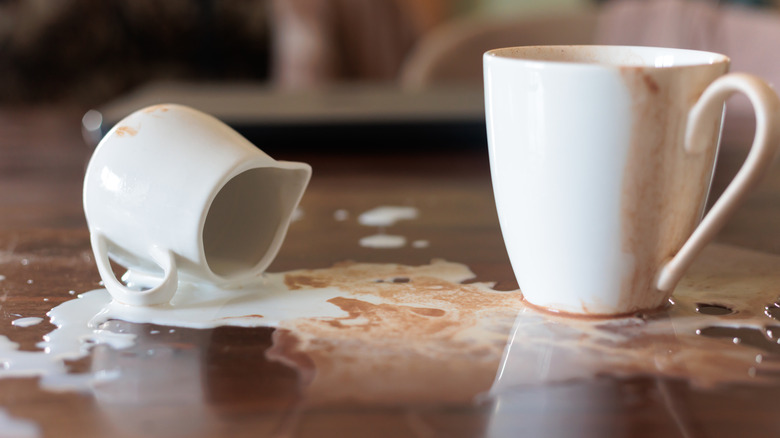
[2,244,779,408]
[266,246,780,406]
[273,260,526,405]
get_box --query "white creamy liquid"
[290,207,304,222]
[357,206,420,249]
[0,407,40,438]
[358,206,418,227]
[0,269,363,391]
[359,234,406,249]
[11,317,43,328]
[1,247,779,405]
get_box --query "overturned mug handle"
[656,73,780,292]
[91,231,179,306]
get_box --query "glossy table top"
[1,104,780,437]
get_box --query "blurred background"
[2,0,779,108]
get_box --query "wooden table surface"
[1,103,780,438]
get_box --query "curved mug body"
[83,104,311,305]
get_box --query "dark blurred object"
[0,0,271,105]
[270,0,449,89]
[400,9,598,89]
[82,81,486,151]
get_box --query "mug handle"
[656,73,780,292]
[91,231,179,306]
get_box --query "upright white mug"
[484,45,780,315]
[83,104,311,306]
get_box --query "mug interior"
[486,45,729,68]
[202,167,287,277]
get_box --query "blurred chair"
[597,0,780,144]
[399,9,599,89]
[270,0,448,89]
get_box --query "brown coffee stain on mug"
[619,62,727,313]
[143,104,170,114]
[115,126,138,137]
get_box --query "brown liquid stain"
[642,72,660,94]
[284,274,332,290]
[272,260,525,405]
[142,104,170,114]
[618,62,728,312]
[220,314,263,319]
[264,246,780,406]
[115,126,138,137]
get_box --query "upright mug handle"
[656,73,780,292]
[91,231,179,306]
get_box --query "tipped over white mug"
[484,45,780,315]
[83,104,311,306]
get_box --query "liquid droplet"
[764,305,780,320]
[695,303,734,315]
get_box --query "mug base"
[520,297,672,319]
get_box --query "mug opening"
[486,45,729,68]
[203,167,285,277]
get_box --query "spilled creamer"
[357,206,418,227]
[357,206,423,249]
[359,234,406,248]
[0,407,40,438]
[0,260,496,394]
[10,318,42,328]
[1,245,779,407]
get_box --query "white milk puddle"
[0,265,396,392]
[0,407,40,438]
[357,206,424,249]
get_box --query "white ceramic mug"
[83,104,311,306]
[484,45,780,315]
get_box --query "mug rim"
[196,156,312,284]
[484,45,730,70]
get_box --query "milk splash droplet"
[358,206,418,227]
[359,234,406,249]
[11,317,43,328]
[357,206,420,249]
[291,207,304,222]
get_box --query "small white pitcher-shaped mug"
[83,104,311,306]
